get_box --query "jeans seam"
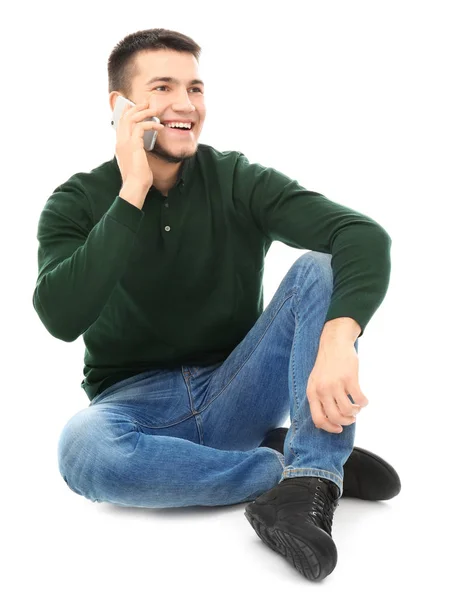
[289,306,300,460]
[193,413,204,445]
[181,365,197,414]
[287,255,332,460]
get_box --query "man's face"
[123,49,206,164]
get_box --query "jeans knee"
[57,409,99,495]
[293,251,333,293]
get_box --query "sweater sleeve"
[32,180,144,342]
[233,153,392,338]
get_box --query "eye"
[154,86,203,93]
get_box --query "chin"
[160,143,197,160]
[149,149,191,164]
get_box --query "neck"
[147,154,183,195]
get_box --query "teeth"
[165,122,192,129]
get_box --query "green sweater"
[33,144,392,401]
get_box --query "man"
[33,28,401,582]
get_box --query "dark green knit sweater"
[33,144,391,401]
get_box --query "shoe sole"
[244,510,336,581]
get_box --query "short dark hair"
[107,28,202,98]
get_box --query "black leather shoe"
[259,428,401,501]
[245,476,340,582]
[342,446,401,500]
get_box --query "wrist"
[120,182,149,209]
[320,317,361,345]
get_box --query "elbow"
[379,228,392,255]
[32,288,79,343]
[362,222,392,248]
[379,227,392,246]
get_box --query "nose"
[175,102,195,113]
[171,104,196,120]
[173,93,196,112]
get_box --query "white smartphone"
[111,95,160,151]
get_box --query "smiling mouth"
[164,126,193,134]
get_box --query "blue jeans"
[58,251,358,508]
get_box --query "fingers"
[118,101,142,140]
[308,394,344,433]
[348,383,369,408]
[334,387,364,418]
[133,109,165,134]
[122,101,148,114]
[120,102,165,141]
[121,101,159,124]
[127,102,161,124]
[308,386,365,434]
[325,401,356,426]
[130,120,165,142]
[321,393,356,428]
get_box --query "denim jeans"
[57,251,359,508]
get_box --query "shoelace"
[276,477,339,535]
[309,478,339,535]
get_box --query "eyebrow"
[145,76,205,87]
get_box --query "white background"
[1,0,453,597]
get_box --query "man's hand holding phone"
[115,100,165,209]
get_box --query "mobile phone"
[111,95,160,151]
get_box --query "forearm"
[34,196,144,342]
